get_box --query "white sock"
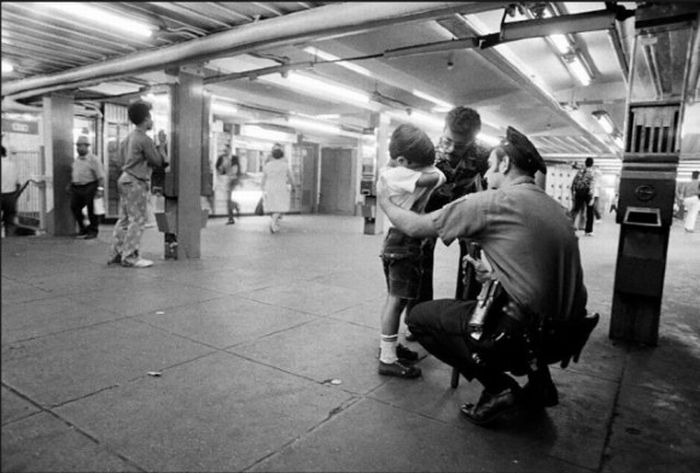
[380,334,398,364]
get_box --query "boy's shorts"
[381,228,423,300]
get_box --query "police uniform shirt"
[430,175,588,322]
[72,153,104,185]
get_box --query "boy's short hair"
[389,124,435,166]
[127,101,152,126]
[585,157,594,167]
[445,106,481,137]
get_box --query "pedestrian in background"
[1,145,20,237]
[677,170,700,233]
[108,100,168,268]
[69,135,105,239]
[261,143,294,233]
[216,145,242,225]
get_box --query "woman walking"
[261,143,294,233]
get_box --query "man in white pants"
[677,171,699,233]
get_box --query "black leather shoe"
[378,360,421,379]
[396,343,418,361]
[460,387,520,425]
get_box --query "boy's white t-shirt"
[378,165,446,213]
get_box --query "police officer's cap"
[502,126,546,175]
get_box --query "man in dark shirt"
[418,107,491,306]
[108,101,167,268]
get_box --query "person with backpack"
[570,158,595,234]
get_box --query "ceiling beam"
[3,2,499,100]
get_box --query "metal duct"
[2,2,494,100]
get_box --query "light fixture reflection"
[567,56,591,86]
[1,59,14,73]
[40,3,154,38]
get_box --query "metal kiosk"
[610,4,699,345]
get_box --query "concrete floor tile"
[1,318,215,407]
[1,386,41,425]
[1,295,126,344]
[602,383,700,473]
[328,296,386,330]
[371,356,615,470]
[1,412,139,472]
[227,318,385,393]
[250,397,592,473]
[140,295,318,348]
[54,352,353,472]
[238,281,374,316]
[1,276,53,305]
[76,281,224,317]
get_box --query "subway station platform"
[2,214,699,472]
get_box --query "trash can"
[611,162,677,345]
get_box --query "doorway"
[319,147,356,215]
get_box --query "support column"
[42,93,74,236]
[169,67,205,259]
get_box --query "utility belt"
[72,181,98,187]
[464,278,599,373]
[464,279,540,374]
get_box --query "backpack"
[572,169,593,200]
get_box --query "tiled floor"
[2,214,699,472]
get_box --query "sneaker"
[84,233,98,240]
[584,232,594,237]
[122,257,153,268]
[226,219,235,225]
[378,360,421,379]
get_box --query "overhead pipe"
[2,2,500,100]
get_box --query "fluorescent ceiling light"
[592,111,615,134]
[39,3,154,38]
[303,47,373,77]
[289,117,341,135]
[412,90,454,111]
[264,72,370,105]
[1,60,13,73]
[566,56,591,86]
[141,93,169,105]
[241,125,292,142]
[388,109,444,131]
[549,34,571,54]
[477,133,501,146]
[212,102,239,116]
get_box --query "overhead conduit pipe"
[2,2,505,101]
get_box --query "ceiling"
[2,2,699,172]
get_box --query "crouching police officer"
[377,126,598,426]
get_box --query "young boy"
[376,124,446,378]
